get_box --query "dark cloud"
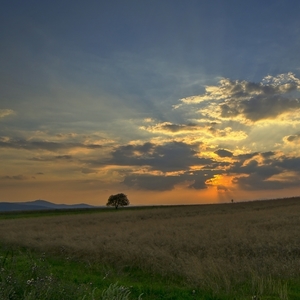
[285,133,300,142]
[30,155,73,161]
[123,174,183,191]
[261,151,276,158]
[230,153,300,190]
[235,152,259,160]
[214,149,233,157]
[220,76,300,121]
[81,168,98,174]
[227,152,275,174]
[54,155,72,160]
[275,156,300,172]
[202,161,231,169]
[110,141,213,172]
[0,137,102,152]
[142,122,203,133]
[229,158,281,178]
[188,177,207,189]
[30,157,48,161]
[261,151,276,164]
[233,174,299,191]
[220,93,300,122]
[1,174,29,180]
[254,164,282,178]
[122,170,219,191]
[182,73,300,122]
[142,122,247,140]
[86,144,103,149]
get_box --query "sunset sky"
[1,0,300,206]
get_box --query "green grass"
[1,244,300,299]
[0,244,212,300]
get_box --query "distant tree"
[106,193,130,209]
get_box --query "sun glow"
[207,174,235,190]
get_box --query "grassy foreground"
[1,197,300,299]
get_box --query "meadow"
[0,197,300,299]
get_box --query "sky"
[1,0,300,206]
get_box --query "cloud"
[233,173,299,191]
[143,118,155,123]
[284,133,300,143]
[0,137,102,152]
[140,122,204,134]
[1,174,29,180]
[179,73,300,123]
[235,152,259,161]
[229,154,281,178]
[123,174,183,191]
[217,185,229,191]
[275,156,300,172]
[81,168,98,174]
[0,109,15,119]
[30,154,75,162]
[229,153,300,190]
[261,151,276,158]
[122,169,219,191]
[109,141,213,172]
[214,149,233,158]
[189,176,208,189]
[102,140,228,191]
[108,142,300,192]
[55,155,72,160]
[141,121,247,140]
[56,133,78,139]
[2,70,299,197]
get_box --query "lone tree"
[106,193,130,209]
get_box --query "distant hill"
[0,200,95,212]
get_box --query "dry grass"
[1,197,300,292]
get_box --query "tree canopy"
[106,193,130,209]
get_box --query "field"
[0,197,300,299]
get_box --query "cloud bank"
[180,73,300,123]
[1,73,300,202]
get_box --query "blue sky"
[1,0,300,205]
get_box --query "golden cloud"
[178,73,300,124]
[0,109,15,118]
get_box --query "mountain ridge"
[0,200,95,212]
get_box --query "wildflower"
[27,278,34,285]
[31,263,37,272]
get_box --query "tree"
[106,193,130,209]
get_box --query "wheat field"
[0,198,300,293]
